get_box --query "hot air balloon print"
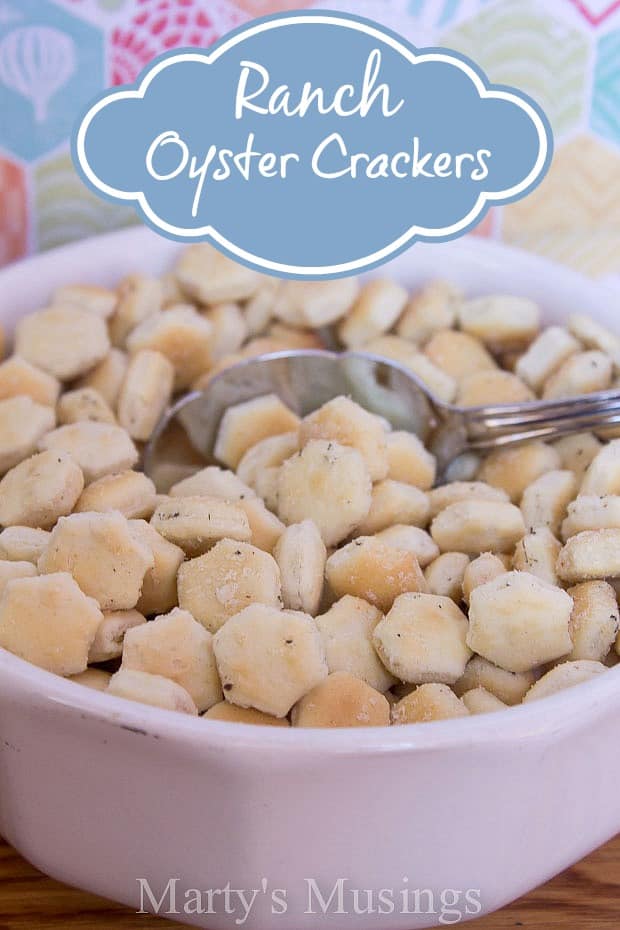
[0,25,76,124]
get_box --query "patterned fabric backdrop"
[0,0,619,277]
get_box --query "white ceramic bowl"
[1,229,619,930]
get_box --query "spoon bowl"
[144,348,620,479]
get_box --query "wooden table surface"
[0,835,618,929]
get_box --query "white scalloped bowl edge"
[0,229,619,930]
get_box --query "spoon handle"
[462,390,620,449]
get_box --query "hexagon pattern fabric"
[0,157,27,265]
[0,1,104,160]
[503,135,620,275]
[34,152,138,251]
[0,0,618,276]
[592,28,620,145]
[442,1,590,137]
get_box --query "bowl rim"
[1,227,619,754]
[2,645,618,754]
[1,223,617,309]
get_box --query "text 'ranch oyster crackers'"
[0,243,619,726]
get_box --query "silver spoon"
[143,349,620,477]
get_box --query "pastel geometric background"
[0,0,619,278]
